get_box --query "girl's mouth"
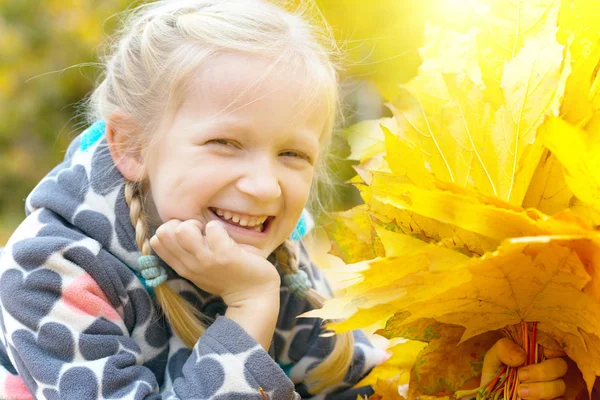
[209,207,274,233]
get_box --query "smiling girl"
[0,1,386,399]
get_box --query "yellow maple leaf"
[344,119,397,164]
[376,318,502,397]
[362,184,499,256]
[324,233,472,333]
[323,205,385,264]
[368,173,592,241]
[557,0,600,126]
[356,341,426,390]
[371,378,405,400]
[388,19,568,205]
[475,0,561,105]
[521,147,573,215]
[539,323,600,394]
[541,116,600,211]
[382,125,431,188]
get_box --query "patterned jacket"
[0,122,384,399]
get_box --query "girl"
[0,1,384,398]
[0,0,568,399]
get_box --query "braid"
[275,238,355,394]
[274,238,297,275]
[125,182,153,256]
[124,181,206,348]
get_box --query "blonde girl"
[0,0,386,399]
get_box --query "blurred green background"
[0,0,476,244]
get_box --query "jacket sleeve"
[0,218,300,399]
[273,243,387,400]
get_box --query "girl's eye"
[280,151,313,164]
[208,139,234,146]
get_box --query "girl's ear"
[106,111,146,182]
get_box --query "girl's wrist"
[225,293,280,350]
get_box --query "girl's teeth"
[213,208,268,231]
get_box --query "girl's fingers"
[481,338,527,386]
[204,220,236,254]
[153,219,198,271]
[543,347,567,359]
[154,219,184,250]
[175,220,208,257]
[518,379,566,399]
[149,234,188,275]
[519,358,568,383]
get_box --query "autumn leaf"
[362,184,500,257]
[323,205,385,264]
[541,116,600,211]
[475,0,560,105]
[557,0,600,126]
[370,378,405,400]
[382,126,431,188]
[356,341,427,390]
[344,119,397,165]
[539,323,600,394]
[521,147,573,214]
[368,173,593,241]
[388,26,484,189]
[376,317,502,397]
[387,18,568,205]
[322,233,472,333]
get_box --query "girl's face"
[143,53,327,258]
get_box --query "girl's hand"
[150,219,281,307]
[481,338,568,399]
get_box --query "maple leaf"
[323,205,385,264]
[557,0,600,126]
[367,173,594,241]
[356,340,427,390]
[521,147,572,215]
[475,0,561,105]
[362,184,500,257]
[538,322,600,395]
[376,317,502,397]
[387,20,568,205]
[541,116,600,215]
[316,232,472,333]
[344,119,397,164]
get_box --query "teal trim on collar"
[80,120,107,151]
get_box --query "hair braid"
[275,238,355,394]
[125,181,206,348]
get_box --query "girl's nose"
[236,161,282,200]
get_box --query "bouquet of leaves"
[307,0,600,398]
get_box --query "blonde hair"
[90,0,353,394]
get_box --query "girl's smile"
[206,207,276,244]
